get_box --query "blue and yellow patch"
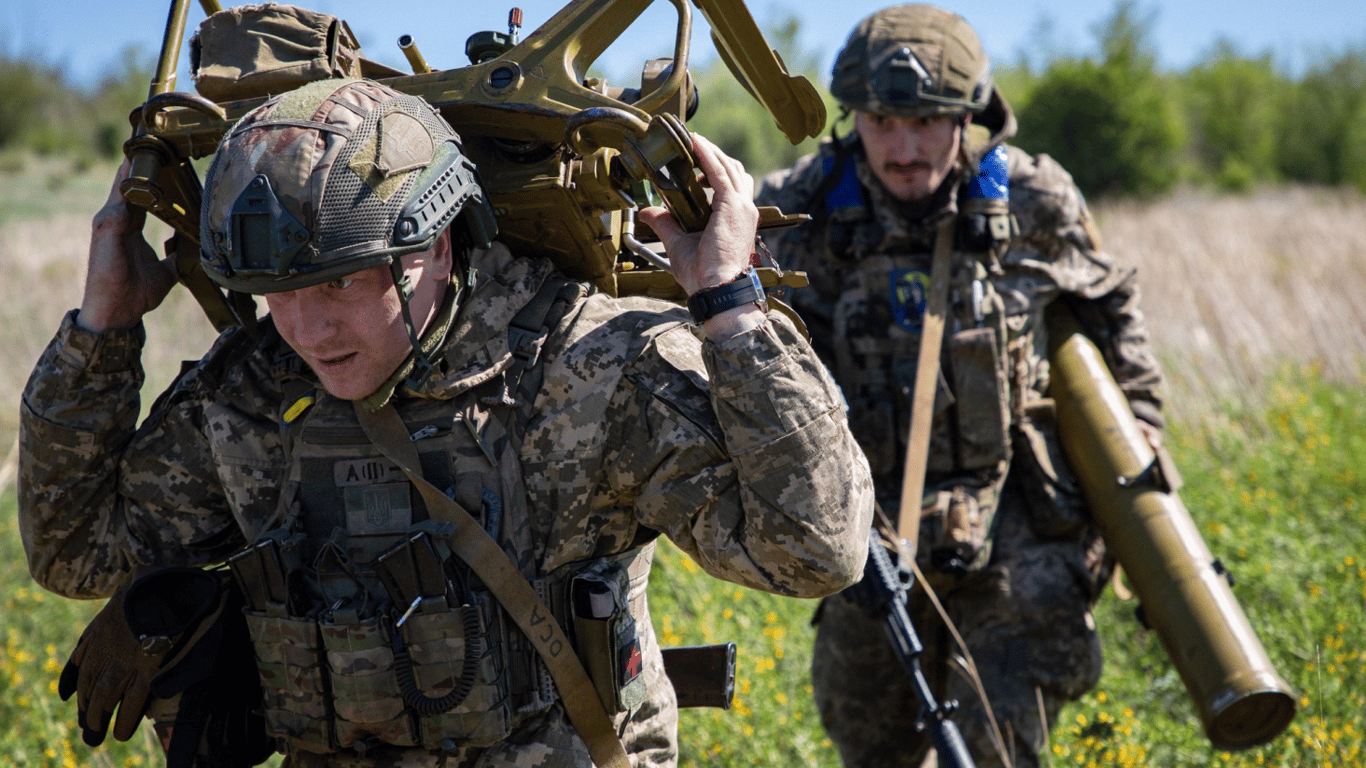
[889,269,930,332]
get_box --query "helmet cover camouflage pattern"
[830,4,994,117]
[200,78,497,294]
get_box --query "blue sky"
[4,0,1364,90]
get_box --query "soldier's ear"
[433,229,453,275]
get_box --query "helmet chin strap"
[390,259,437,389]
[388,243,475,392]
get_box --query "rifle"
[851,532,976,768]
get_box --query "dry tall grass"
[3,163,1364,441]
[0,159,221,442]
[1096,185,1366,426]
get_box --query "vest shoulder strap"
[819,151,866,216]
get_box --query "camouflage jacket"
[756,136,1162,556]
[19,242,874,764]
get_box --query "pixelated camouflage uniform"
[19,236,875,767]
[755,133,1163,768]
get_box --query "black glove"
[140,569,273,768]
[58,568,169,746]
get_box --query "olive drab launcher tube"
[1046,305,1296,751]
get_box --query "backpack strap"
[486,276,589,407]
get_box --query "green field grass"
[646,367,1366,768]
[4,368,1362,766]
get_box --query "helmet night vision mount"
[121,0,825,331]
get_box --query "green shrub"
[1014,0,1183,198]
[1277,48,1366,188]
[1184,41,1286,188]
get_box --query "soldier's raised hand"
[77,161,178,332]
[638,133,766,339]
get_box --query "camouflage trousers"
[811,490,1109,768]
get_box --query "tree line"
[1003,0,1366,197]
[1,0,1363,199]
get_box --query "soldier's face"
[266,234,451,401]
[855,111,962,203]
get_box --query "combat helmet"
[200,78,497,295]
[831,4,994,117]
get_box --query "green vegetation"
[1183,43,1286,193]
[4,1,1366,193]
[1012,1,1184,197]
[651,367,1366,767]
[0,43,153,166]
[997,1,1366,199]
[7,369,1353,767]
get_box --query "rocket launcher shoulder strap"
[897,220,955,552]
[353,401,630,768]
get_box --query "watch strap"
[687,270,767,323]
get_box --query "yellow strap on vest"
[354,401,631,768]
[896,220,955,552]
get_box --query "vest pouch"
[322,616,415,749]
[228,531,302,617]
[570,558,646,714]
[946,326,1010,471]
[403,591,513,748]
[244,613,334,753]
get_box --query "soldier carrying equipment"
[756,4,1296,766]
[1046,305,1295,750]
[22,2,879,767]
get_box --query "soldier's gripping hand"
[638,133,766,340]
[77,160,178,332]
[58,575,163,746]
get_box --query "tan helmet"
[200,78,496,295]
[830,4,994,117]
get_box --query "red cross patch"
[622,640,643,682]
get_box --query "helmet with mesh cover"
[830,4,994,118]
[200,78,497,295]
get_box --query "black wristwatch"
[686,269,768,324]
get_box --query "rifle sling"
[896,220,955,551]
[353,401,631,768]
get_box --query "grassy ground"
[2,161,1364,766]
